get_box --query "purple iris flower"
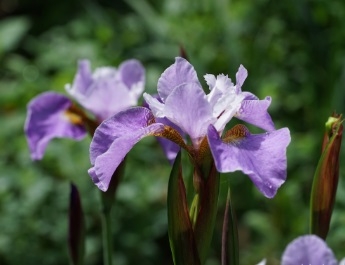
[259,235,344,265]
[65,59,145,121]
[25,92,87,160]
[25,59,145,160]
[89,57,290,196]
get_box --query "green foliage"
[1,0,345,264]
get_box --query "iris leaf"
[167,151,201,265]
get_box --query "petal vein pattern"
[157,57,199,102]
[207,125,291,198]
[281,235,337,265]
[24,92,86,160]
[163,82,215,146]
[89,107,165,191]
[66,59,145,120]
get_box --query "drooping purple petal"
[157,57,200,102]
[207,124,290,198]
[281,235,337,265]
[118,59,145,90]
[89,107,165,191]
[164,82,215,146]
[235,96,275,132]
[24,92,87,160]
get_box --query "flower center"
[63,106,84,125]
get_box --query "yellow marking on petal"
[153,125,189,150]
[194,136,211,164]
[223,124,249,143]
[64,109,84,125]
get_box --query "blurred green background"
[1,0,345,264]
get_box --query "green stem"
[101,208,112,265]
[99,159,126,265]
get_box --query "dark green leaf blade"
[222,186,239,265]
[167,151,201,265]
[194,163,220,264]
[68,183,85,265]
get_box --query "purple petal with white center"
[118,59,145,90]
[24,92,87,160]
[157,57,200,102]
[164,82,215,146]
[281,235,337,265]
[236,96,275,132]
[207,125,290,198]
[89,107,165,191]
[235,64,248,93]
[80,80,135,120]
[66,60,145,120]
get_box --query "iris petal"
[235,64,248,93]
[66,59,145,120]
[157,57,199,102]
[281,235,337,265]
[164,82,215,146]
[207,124,290,198]
[65,60,93,97]
[24,92,87,160]
[89,107,165,191]
[80,80,134,120]
[236,96,275,132]
[118,59,145,91]
[143,94,184,164]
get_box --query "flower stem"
[101,207,112,265]
[99,159,126,265]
